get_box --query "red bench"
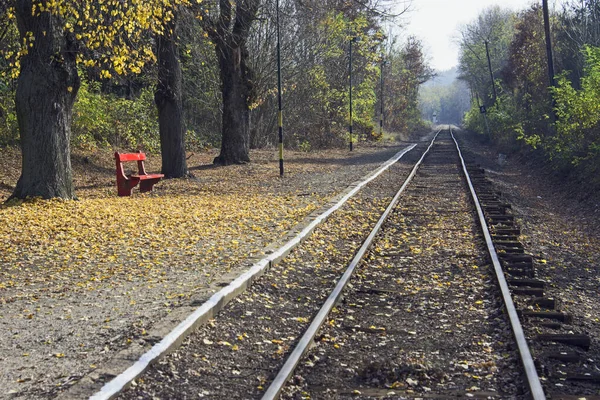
[115,151,164,196]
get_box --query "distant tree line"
[0,0,432,200]
[419,68,471,125]
[458,1,600,189]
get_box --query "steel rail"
[450,127,546,400]
[261,129,443,400]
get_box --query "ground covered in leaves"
[0,143,413,399]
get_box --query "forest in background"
[419,67,471,125]
[456,0,600,191]
[0,1,432,157]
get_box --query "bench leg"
[117,182,135,196]
[117,177,139,197]
[139,179,159,193]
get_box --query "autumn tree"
[201,0,261,165]
[502,6,553,138]
[558,0,600,85]
[3,0,191,199]
[384,36,434,134]
[244,0,403,148]
[458,6,514,107]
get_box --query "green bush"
[550,46,600,171]
[72,80,160,151]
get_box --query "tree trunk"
[10,1,79,200]
[155,15,188,178]
[213,42,252,165]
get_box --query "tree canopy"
[0,0,433,199]
[458,2,600,189]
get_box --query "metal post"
[349,38,353,151]
[276,0,284,176]
[542,0,558,121]
[379,59,386,137]
[542,0,556,88]
[483,112,491,139]
[484,40,497,104]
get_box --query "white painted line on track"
[89,142,418,400]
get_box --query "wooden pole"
[276,0,284,176]
[484,40,497,104]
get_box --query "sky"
[400,0,558,71]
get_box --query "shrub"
[72,80,160,151]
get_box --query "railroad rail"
[116,127,598,400]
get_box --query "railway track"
[262,128,534,399]
[114,127,598,399]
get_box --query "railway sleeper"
[494,240,524,248]
[491,227,521,235]
[478,194,501,201]
[545,351,582,363]
[488,219,518,227]
[493,235,520,243]
[512,287,545,296]
[466,165,485,172]
[531,297,558,310]
[477,190,499,196]
[506,267,535,277]
[487,214,515,221]
[507,278,546,288]
[566,372,600,383]
[500,254,533,263]
[482,202,512,209]
[521,310,572,323]
[539,321,564,330]
[472,182,493,189]
[484,206,508,215]
[536,334,591,350]
[497,247,525,254]
[502,259,533,267]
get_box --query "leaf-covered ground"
[0,143,412,398]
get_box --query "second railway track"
[116,127,597,400]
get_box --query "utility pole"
[379,59,387,137]
[484,40,497,104]
[349,37,355,151]
[276,0,284,176]
[542,0,558,121]
[542,0,556,88]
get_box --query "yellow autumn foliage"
[2,0,201,79]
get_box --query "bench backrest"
[116,152,147,162]
[115,151,148,177]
